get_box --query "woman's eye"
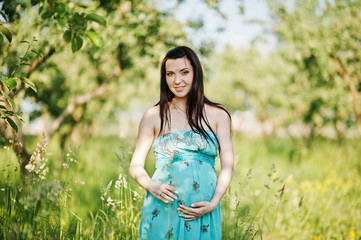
[181,71,189,75]
[167,72,173,76]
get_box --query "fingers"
[179,213,198,221]
[190,201,207,208]
[160,192,176,203]
[178,205,199,219]
[177,202,212,221]
[155,184,178,203]
[164,190,178,200]
[164,184,178,195]
[178,206,199,221]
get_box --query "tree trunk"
[1,116,32,176]
[333,58,361,137]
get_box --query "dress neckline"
[153,129,217,143]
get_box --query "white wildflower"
[62,163,69,168]
[1,188,5,191]
[107,180,113,189]
[133,191,141,199]
[33,154,41,166]
[25,163,35,172]
[115,180,121,189]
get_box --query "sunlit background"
[1,0,360,239]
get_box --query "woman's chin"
[172,92,190,99]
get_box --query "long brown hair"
[156,46,231,145]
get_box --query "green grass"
[0,134,360,239]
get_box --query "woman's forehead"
[166,57,192,71]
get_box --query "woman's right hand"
[149,183,178,203]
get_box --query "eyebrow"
[166,68,190,72]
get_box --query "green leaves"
[87,31,103,47]
[0,10,11,43]
[66,12,106,52]
[0,10,7,21]
[4,93,15,111]
[55,3,67,18]
[0,35,40,133]
[85,13,106,26]
[41,10,53,20]
[63,30,72,42]
[0,89,18,132]
[4,117,17,132]
[2,77,17,92]
[69,13,87,32]
[0,25,12,42]
[71,35,83,53]
[19,76,37,93]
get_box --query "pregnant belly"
[152,160,217,206]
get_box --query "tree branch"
[332,57,361,137]
[10,43,65,98]
[45,67,122,140]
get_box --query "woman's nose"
[174,74,182,84]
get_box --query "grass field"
[1,134,360,239]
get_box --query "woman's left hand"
[177,201,217,221]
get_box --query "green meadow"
[1,134,360,239]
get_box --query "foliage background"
[0,0,360,239]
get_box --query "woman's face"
[165,57,194,99]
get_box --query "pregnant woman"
[129,46,234,239]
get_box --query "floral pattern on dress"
[157,133,182,156]
[182,131,207,151]
[152,208,160,220]
[193,181,200,192]
[185,222,192,232]
[201,224,209,233]
[165,228,174,240]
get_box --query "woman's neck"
[171,97,187,110]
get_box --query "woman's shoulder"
[144,105,160,116]
[140,105,160,128]
[205,103,230,119]
[205,103,231,133]
[142,105,160,121]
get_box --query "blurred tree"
[266,0,361,138]
[206,46,294,136]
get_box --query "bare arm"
[178,108,234,221]
[129,107,178,203]
[209,109,234,206]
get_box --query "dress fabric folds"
[139,130,221,240]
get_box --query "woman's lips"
[174,86,185,92]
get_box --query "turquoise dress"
[139,130,221,240]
